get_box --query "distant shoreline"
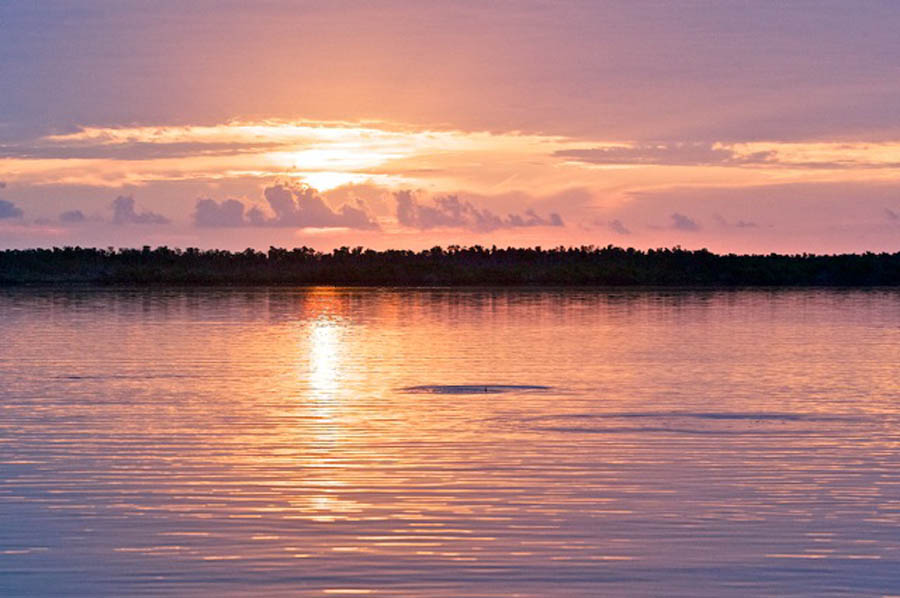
[2,245,899,286]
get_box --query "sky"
[1,0,900,253]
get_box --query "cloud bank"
[194,184,378,229]
[394,191,563,232]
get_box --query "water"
[1,287,899,597]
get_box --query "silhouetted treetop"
[0,245,898,286]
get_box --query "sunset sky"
[2,1,900,253]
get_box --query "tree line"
[1,245,899,286]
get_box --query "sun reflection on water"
[306,315,346,402]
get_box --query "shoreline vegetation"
[1,245,899,286]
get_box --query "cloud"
[194,184,379,229]
[670,212,700,231]
[111,196,170,225]
[555,141,900,170]
[555,143,775,167]
[0,141,282,161]
[59,210,86,223]
[0,181,6,188]
[395,191,563,231]
[608,219,630,234]
[194,198,248,227]
[713,213,758,228]
[885,208,899,221]
[0,198,23,219]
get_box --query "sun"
[296,172,373,192]
[262,133,418,190]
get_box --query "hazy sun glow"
[4,119,900,253]
[8,121,900,195]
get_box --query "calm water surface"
[1,288,899,597]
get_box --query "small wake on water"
[400,384,552,395]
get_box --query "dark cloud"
[111,196,170,225]
[394,191,563,232]
[59,210,86,223]
[0,199,23,219]
[670,212,700,231]
[608,219,630,235]
[194,184,378,229]
[885,208,899,221]
[260,184,378,229]
[0,181,6,188]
